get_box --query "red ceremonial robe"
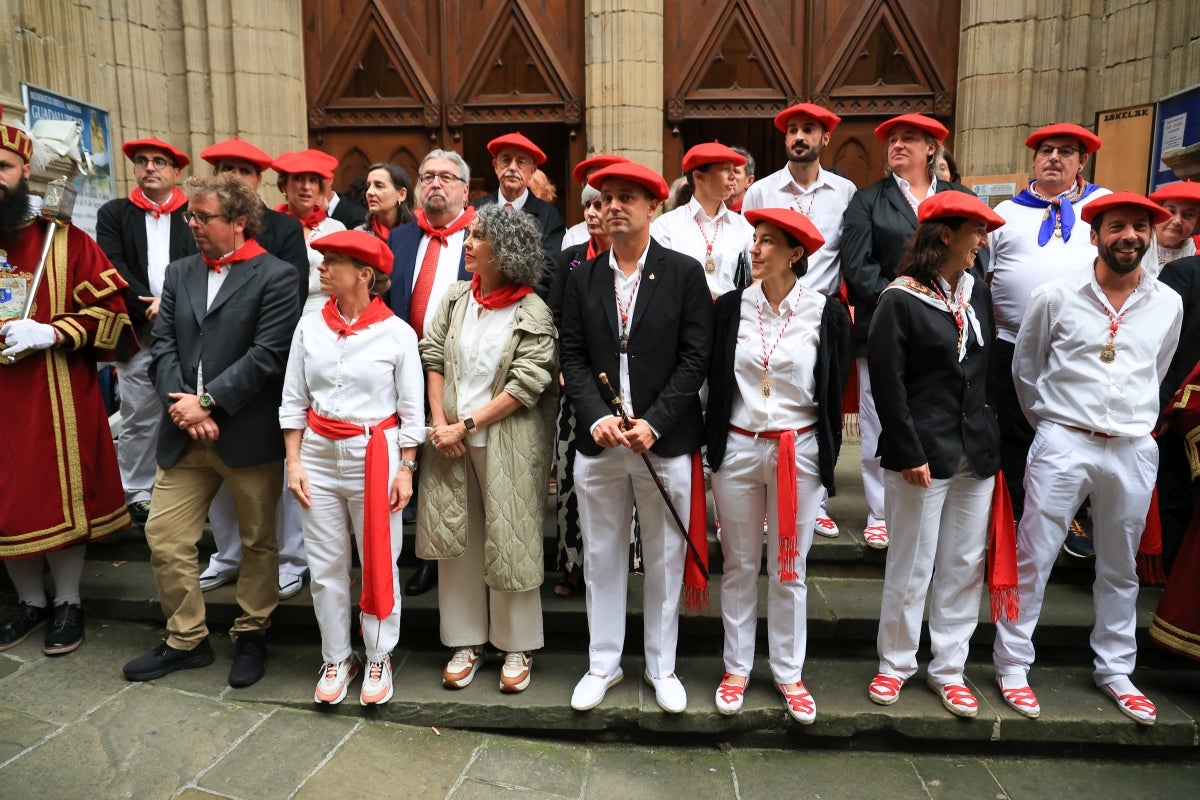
[0,219,135,556]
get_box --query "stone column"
[584,0,664,172]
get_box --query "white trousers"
[575,446,690,678]
[116,347,162,504]
[993,423,1157,684]
[711,430,820,684]
[299,429,403,663]
[207,467,308,579]
[856,358,886,526]
[878,459,992,683]
[439,445,544,653]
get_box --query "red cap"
[122,137,190,169]
[0,117,33,164]
[572,154,628,185]
[744,208,825,254]
[1025,123,1102,154]
[272,150,334,179]
[917,191,1006,232]
[588,162,669,202]
[310,229,394,275]
[304,148,340,173]
[681,142,747,173]
[774,102,841,134]
[874,114,949,144]
[486,132,547,166]
[1080,191,1172,226]
[199,137,273,171]
[1149,180,1200,207]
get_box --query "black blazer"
[1159,255,1200,411]
[841,177,988,357]
[705,288,851,493]
[384,221,469,323]
[560,239,713,458]
[150,252,302,469]
[867,278,999,479]
[94,197,195,353]
[548,242,593,329]
[257,207,310,307]
[472,192,566,299]
[329,195,368,229]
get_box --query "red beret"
[199,137,273,171]
[310,230,394,275]
[271,150,334,180]
[744,208,825,254]
[1025,123,1101,154]
[874,114,949,144]
[1149,180,1200,207]
[588,162,669,202]
[774,102,841,134]
[122,137,190,169]
[681,142,747,173]
[917,191,1006,232]
[572,154,628,185]
[487,132,547,166]
[1080,191,1171,226]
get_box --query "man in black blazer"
[326,185,368,229]
[470,132,565,298]
[96,136,196,526]
[560,162,712,715]
[122,174,301,689]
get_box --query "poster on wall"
[1093,104,1154,193]
[20,83,116,237]
[1151,82,1200,192]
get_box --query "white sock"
[46,545,85,606]
[998,673,1030,691]
[1102,675,1137,695]
[3,556,48,607]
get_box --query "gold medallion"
[704,255,716,274]
[1100,342,1116,363]
[761,376,771,398]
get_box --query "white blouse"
[302,217,348,316]
[456,291,520,447]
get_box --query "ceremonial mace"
[597,372,708,579]
[0,177,77,365]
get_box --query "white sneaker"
[570,669,624,711]
[360,656,393,706]
[643,671,687,714]
[278,574,305,600]
[443,646,485,688]
[198,565,238,592]
[314,655,359,705]
[813,516,840,538]
[499,651,532,693]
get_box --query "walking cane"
[597,372,708,580]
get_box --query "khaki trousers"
[145,441,282,649]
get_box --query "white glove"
[0,319,58,355]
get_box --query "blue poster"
[20,83,116,237]
[1151,82,1200,192]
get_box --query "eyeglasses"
[418,171,465,186]
[1036,145,1079,159]
[134,156,174,170]
[183,210,227,226]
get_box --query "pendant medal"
[704,254,716,274]
[1100,343,1116,363]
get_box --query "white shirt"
[279,306,426,448]
[730,280,824,431]
[1013,267,1182,437]
[650,197,753,296]
[199,255,240,394]
[498,188,529,211]
[456,291,520,446]
[989,189,1112,342]
[588,241,651,434]
[411,212,469,335]
[144,212,172,297]
[303,217,347,316]
[893,173,937,211]
[741,166,858,296]
[562,220,588,251]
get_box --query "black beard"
[0,178,30,241]
[1098,240,1148,275]
[787,149,819,165]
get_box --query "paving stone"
[986,757,1200,800]
[176,791,228,799]
[294,722,480,799]
[584,746,735,800]
[453,778,569,799]
[0,706,58,765]
[730,750,930,800]
[0,683,262,800]
[466,736,589,797]
[196,708,358,800]
[909,756,1007,799]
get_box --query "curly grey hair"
[472,203,543,287]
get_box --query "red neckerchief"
[129,187,187,218]
[369,213,391,241]
[415,206,474,245]
[202,239,266,273]
[320,295,392,337]
[470,273,534,310]
[275,202,327,229]
[586,235,603,260]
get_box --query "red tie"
[408,236,441,340]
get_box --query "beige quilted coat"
[415,281,558,592]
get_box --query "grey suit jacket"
[150,251,302,469]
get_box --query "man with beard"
[386,149,476,595]
[0,118,135,656]
[994,192,1181,726]
[742,103,857,538]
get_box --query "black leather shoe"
[124,637,215,681]
[228,632,267,688]
[404,559,437,596]
[43,603,85,655]
[0,602,52,651]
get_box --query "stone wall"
[957,0,1200,177]
[0,0,307,195]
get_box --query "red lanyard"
[756,296,795,397]
[614,270,642,347]
[693,213,721,272]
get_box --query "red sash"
[987,471,1019,622]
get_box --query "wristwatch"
[463,417,477,431]
[399,460,419,472]
[199,393,216,410]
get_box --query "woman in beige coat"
[418,202,557,694]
